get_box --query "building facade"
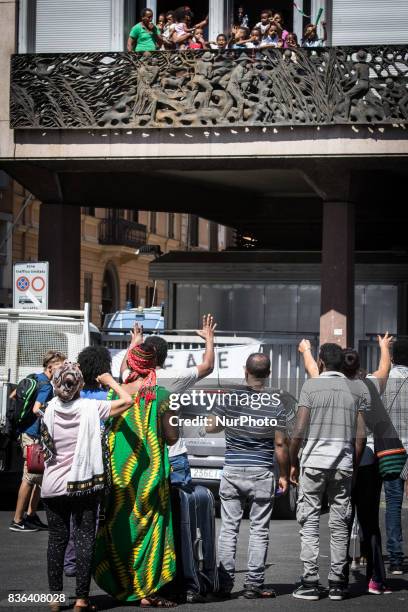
[0,176,229,324]
[16,1,408,53]
[1,1,408,348]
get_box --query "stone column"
[38,204,81,309]
[293,0,303,42]
[209,0,224,42]
[320,201,355,347]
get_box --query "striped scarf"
[125,344,157,404]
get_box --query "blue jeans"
[384,477,405,565]
[169,453,192,487]
[218,466,275,589]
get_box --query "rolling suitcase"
[171,484,219,602]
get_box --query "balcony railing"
[10,47,408,130]
[99,218,147,249]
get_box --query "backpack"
[6,374,49,439]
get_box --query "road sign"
[13,262,49,310]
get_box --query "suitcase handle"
[193,527,204,571]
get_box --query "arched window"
[101,262,120,322]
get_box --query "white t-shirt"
[255,21,271,35]
[157,366,199,457]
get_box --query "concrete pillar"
[209,0,224,42]
[293,0,304,42]
[38,204,81,309]
[320,201,355,348]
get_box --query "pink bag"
[26,443,44,474]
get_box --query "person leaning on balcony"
[209,33,229,51]
[162,11,176,49]
[285,32,300,49]
[301,21,327,48]
[127,8,163,53]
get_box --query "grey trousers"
[218,466,275,590]
[297,467,353,584]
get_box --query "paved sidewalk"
[0,507,407,611]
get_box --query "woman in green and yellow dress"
[94,343,178,608]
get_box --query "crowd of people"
[127,6,327,54]
[8,315,408,608]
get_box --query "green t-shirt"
[129,22,159,52]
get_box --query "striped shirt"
[211,386,288,468]
[383,365,408,452]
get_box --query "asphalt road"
[0,500,407,612]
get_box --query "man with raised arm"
[120,314,217,485]
[290,343,368,602]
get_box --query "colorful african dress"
[93,386,176,601]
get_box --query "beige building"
[0,177,229,325]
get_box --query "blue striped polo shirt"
[211,387,288,468]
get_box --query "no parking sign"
[13,261,49,310]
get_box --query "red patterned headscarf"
[125,343,157,403]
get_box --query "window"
[189,215,199,248]
[128,209,139,223]
[150,212,157,234]
[209,222,218,251]
[108,208,124,220]
[126,282,139,308]
[146,285,155,307]
[168,213,175,239]
[26,0,123,53]
[84,272,93,312]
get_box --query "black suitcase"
[170,484,219,602]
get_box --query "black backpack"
[6,374,49,438]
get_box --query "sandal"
[140,595,177,608]
[243,585,277,599]
[73,602,97,612]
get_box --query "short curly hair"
[77,346,112,390]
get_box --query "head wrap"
[53,361,84,403]
[126,344,157,403]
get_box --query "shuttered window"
[332,0,408,45]
[35,0,114,52]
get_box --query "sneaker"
[329,584,348,601]
[186,591,206,603]
[368,579,383,595]
[9,520,39,532]
[389,564,403,575]
[24,514,48,530]
[292,581,321,601]
[243,585,277,599]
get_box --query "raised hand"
[298,339,312,354]
[130,323,144,348]
[377,331,393,349]
[196,313,217,340]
